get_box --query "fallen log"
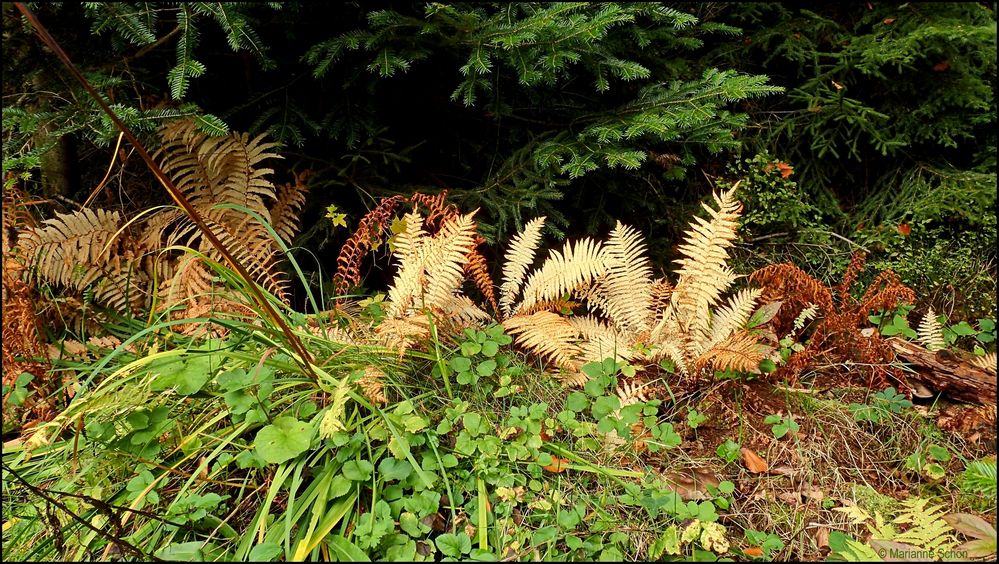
[889,338,996,404]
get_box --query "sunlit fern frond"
[648,315,690,375]
[702,287,762,354]
[972,351,996,375]
[671,186,743,341]
[917,308,946,351]
[422,211,479,313]
[499,216,546,317]
[385,211,479,320]
[392,211,428,266]
[515,237,605,315]
[695,330,767,374]
[568,314,635,364]
[435,293,491,328]
[503,310,582,369]
[600,221,653,332]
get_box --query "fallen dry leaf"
[741,447,769,473]
[778,491,801,506]
[815,526,830,549]
[542,456,570,473]
[663,468,722,500]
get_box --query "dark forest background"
[4,2,996,318]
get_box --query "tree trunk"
[889,338,996,405]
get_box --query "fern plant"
[10,120,309,325]
[498,184,773,378]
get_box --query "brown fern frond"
[156,119,280,221]
[271,170,311,243]
[503,311,582,369]
[749,263,835,334]
[357,366,388,404]
[836,251,867,305]
[695,330,767,374]
[464,240,498,314]
[333,195,404,293]
[499,216,547,316]
[857,270,915,319]
[409,190,457,230]
[18,208,148,312]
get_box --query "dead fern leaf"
[503,310,582,369]
[499,216,546,317]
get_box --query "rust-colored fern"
[749,252,916,390]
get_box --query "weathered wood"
[889,338,996,404]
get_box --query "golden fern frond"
[568,314,635,364]
[515,237,605,315]
[695,330,767,374]
[702,287,762,353]
[392,211,428,265]
[356,366,388,405]
[271,173,310,243]
[385,211,478,318]
[422,211,478,312]
[647,315,690,375]
[917,308,946,351]
[671,186,743,341]
[600,221,654,332]
[503,311,582,369]
[499,216,547,316]
[973,352,996,374]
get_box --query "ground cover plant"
[2,2,997,562]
